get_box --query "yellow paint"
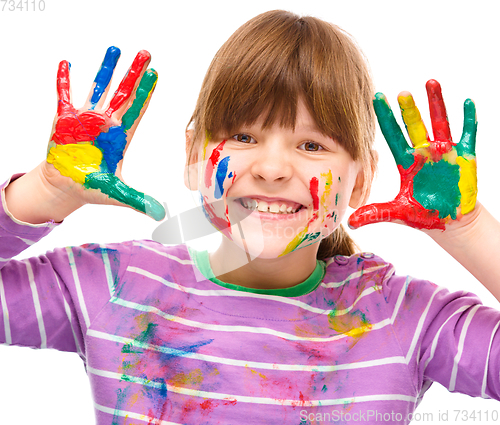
[328,309,372,338]
[171,368,203,387]
[320,170,333,220]
[198,133,211,189]
[46,143,102,184]
[248,367,267,380]
[398,94,430,149]
[456,156,477,214]
[279,226,309,257]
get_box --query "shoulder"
[323,251,396,290]
[321,251,445,308]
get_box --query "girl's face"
[186,102,363,259]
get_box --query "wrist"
[4,162,84,224]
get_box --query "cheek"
[201,140,237,200]
[311,170,350,236]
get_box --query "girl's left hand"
[348,79,478,232]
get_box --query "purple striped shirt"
[1,178,499,424]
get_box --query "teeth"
[241,198,301,214]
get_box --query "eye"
[299,141,324,152]
[231,133,256,144]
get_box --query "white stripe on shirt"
[0,270,11,344]
[24,260,47,348]
[449,304,481,391]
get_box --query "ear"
[184,129,199,191]
[348,167,365,209]
[349,150,379,208]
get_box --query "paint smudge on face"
[278,177,322,256]
[214,156,230,199]
[202,195,232,238]
[320,171,332,220]
[310,177,319,210]
[204,140,226,189]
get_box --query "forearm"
[4,162,83,224]
[428,203,500,302]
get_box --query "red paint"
[349,155,445,230]
[53,60,110,145]
[426,79,455,162]
[204,140,226,188]
[309,177,319,210]
[105,50,151,117]
[202,195,232,238]
[56,60,72,115]
[52,111,107,145]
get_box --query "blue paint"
[95,125,127,173]
[228,171,233,178]
[91,46,121,107]
[214,156,230,199]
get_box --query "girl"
[2,9,500,425]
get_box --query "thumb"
[348,202,395,229]
[84,173,165,221]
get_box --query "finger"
[398,92,430,149]
[105,50,151,118]
[457,99,477,157]
[373,93,414,170]
[348,202,397,229]
[56,60,73,115]
[85,46,121,110]
[121,68,158,133]
[426,79,452,142]
[92,69,158,174]
[84,172,165,221]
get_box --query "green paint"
[321,384,328,393]
[84,172,165,221]
[456,99,477,158]
[122,344,142,354]
[373,93,414,170]
[335,193,338,206]
[135,322,158,344]
[413,160,461,219]
[122,69,158,131]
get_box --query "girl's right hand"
[42,46,165,221]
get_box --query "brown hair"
[187,10,377,259]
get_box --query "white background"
[0,0,499,423]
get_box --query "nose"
[250,143,293,182]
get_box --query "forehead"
[240,99,328,137]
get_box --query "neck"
[209,238,319,290]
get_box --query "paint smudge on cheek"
[278,177,323,256]
[310,177,319,210]
[201,195,232,238]
[204,140,226,189]
[319,171,333,222]
[214,156,230,199]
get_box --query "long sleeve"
[0,176,132,361]
[382,272,500,401]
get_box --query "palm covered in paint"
[349,79,477,231]
[44,47,165,220]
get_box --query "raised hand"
[44,46,165,220]
[348,79,477,231]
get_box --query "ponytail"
[316,224,358,260]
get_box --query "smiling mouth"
[238,197,304,215]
